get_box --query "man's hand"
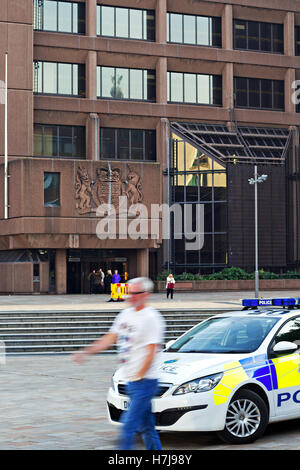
[71,350,88,365]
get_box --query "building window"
[167,12,221,47]
[44,172,60,207]
[97,5,155,41]
[168,72,222,105]
[234,77,284,110]
[100,128,156,161]
[34,0,85,34]
[33,61,85,97]
[97,67,156,101]
[171,134,227,272]
[233,20,283,53]
[295,26,300,55]
[34,124,85,159]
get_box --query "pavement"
[1,289,300,451]
[0,288,299,312]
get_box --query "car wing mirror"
[164,340,176,350]
[272,341,298,355]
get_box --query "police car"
[107,297,300,444]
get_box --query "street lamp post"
[248,165,268,298]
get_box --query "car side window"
[271,317,300,352]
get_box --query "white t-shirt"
[110,306,165,382]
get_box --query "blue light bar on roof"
[242,298,297,308]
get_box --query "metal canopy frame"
[170,120,292,166]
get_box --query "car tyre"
[216,389,269,445]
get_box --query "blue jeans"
[118,378,162,450]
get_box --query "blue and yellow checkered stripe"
[213,353,300,406]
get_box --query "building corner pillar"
[284,12,295,57]
[285,68,296,114]
[55,249,67,294]
[222,4,233,50]
[86,0,97,37]
[137,248,149,278]
[156,0,167,44]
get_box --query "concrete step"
[0,309,223,355]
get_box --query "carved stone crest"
[75,164,143,215]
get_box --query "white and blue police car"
[107,298,300,444]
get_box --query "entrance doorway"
[66,250,129,294]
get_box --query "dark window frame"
[44,172,60,208]
[167,11,222,47]
[34,0,86,35]
[168,71,222,106]
[100,128,156,162]
[33,61,85,97]
[233,19,284,54]
[97,66,156,102]
[34,124,86,159]
[170,136,227,270]
[234,77,284,111]
[97,4,155,41]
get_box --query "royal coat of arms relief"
[75,164,143,215]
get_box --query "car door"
[268,316,300,417]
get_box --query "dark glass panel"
[272,23,284,53]
[186,174,199,201]
[260,22,272,51]
[77,3,85,34]
[260,79,273,108]
[212,75,222,105]
[248,78,260,108]
[214,203,227,232]
[117,129,129,159]
[204,203,212,232]
[174,239,185,264]
[34,125,43,156]
[145,130,156,161]
[234,77,248,107]
[186,250,199,264]
[234,20,247,49]
[212,17,222,47]
[131,129,144,160]
[146,11,155,41]
[101,128,116,159]
[247,21,259,50]
[59,126,73,157]
[200,234,213,263]
[214,234,227,263]
[146,71,156,101]
[273,80,284,110]
[44,172,60,207]
[73,127,85,158]
[44,126,58,157]
[77,64,85,97]
[296,26,300,56]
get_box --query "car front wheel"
[216,389,269,444]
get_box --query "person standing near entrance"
[88,269,96,294]
[105,269,113,294]
[98,268,105,293]
[112,269,121,284]
[166,273,175,299]
[72,277,165,450]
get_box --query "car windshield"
[167,316,279,353]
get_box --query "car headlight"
[173,372,223,395]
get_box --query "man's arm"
[72,332,117,364]
[135,344,158,380]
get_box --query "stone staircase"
[0,309,230,355]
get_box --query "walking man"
[72,277,165,450]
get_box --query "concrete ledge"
[155,279,300,292]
